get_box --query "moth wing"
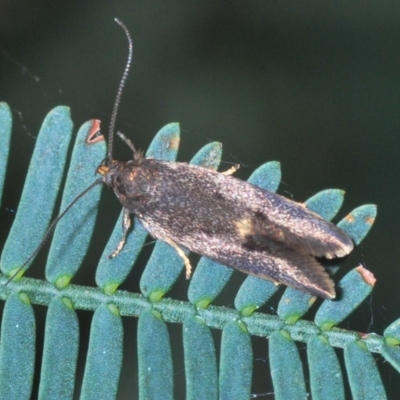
[229,244,336,299]
[270,250,336,299]
[245,190,354,259]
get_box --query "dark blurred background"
[0,2,399,399]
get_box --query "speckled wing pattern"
[114,159,354,299]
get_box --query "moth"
[96,21,353,300]
[9,19,354,299]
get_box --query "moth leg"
[221,163,240,176]
[109,207,131,259]
[163,237,193,279]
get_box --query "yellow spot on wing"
[234,219,254,238]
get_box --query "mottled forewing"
[128,160,351,298]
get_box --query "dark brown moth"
[99,152,353,299]
[9,19,354,299]
[95,20,353,299]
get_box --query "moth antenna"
[5,179,102,285]
[108,18,133,161]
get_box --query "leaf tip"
[355,265,376,287]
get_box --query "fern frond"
[0,104,396,399]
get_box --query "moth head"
[96,159,120,188]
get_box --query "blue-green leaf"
[344,340,386,399]
[315,266,375,330]
[46,120,106,287]
[0,293,36,399]
[183,316,218,400]
[1,107,73,278]
[269,330,307,400]
[80,304,123,400]
[0,102,12,207]
[38,297,79,399]
[308,334,345,400]
[219,321,252,400]
[137,309,173,400]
